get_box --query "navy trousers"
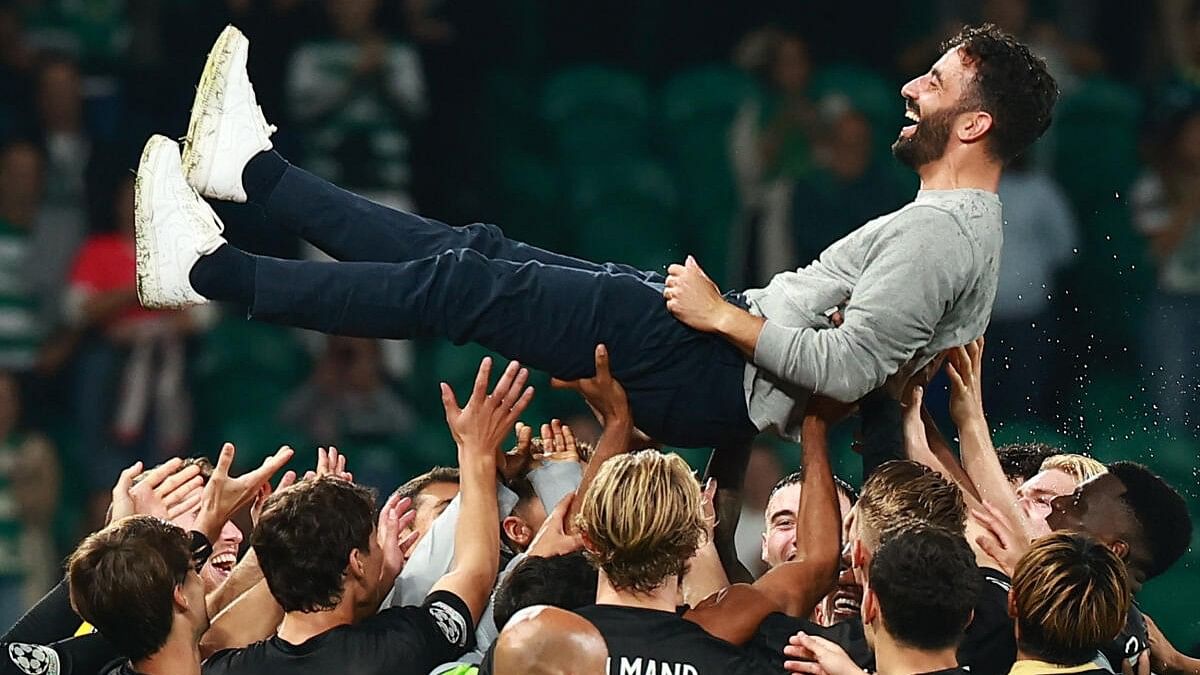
[240,163,758,449]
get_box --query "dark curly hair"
[1106,462,1192,580]
[493,552,598,630]
[870,524,981,650]
[942,23,1058,163]
[252,476,376,613]
[995,442,1061,484]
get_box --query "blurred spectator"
[987,155,1079,422]
[0,370,59,629]
[1132,103,1200,432]
[0,6,35,138]
[730,26,816,286]
[287,0,426,210]
[28,54,88,320]
[279,336,413,487]
[65,172,212,492]
[791,97,911,266]
[0,140,47,374]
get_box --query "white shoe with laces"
[182,25,276,203]
[135,135,226,309]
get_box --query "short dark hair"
[493,552,598,630]
[252,477,376,612]
[393,466,459,502]
[942,23,1058,163]
[1013,533,1130,666]
[1106,462,1192,579]
[770,469,859,505]
[67,516,193,661]
[996,443,1061,484]
[869,525,980,650]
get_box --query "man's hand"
[194,443,295,542]
[784,632,863,675]
[441,357,535,457]
[535,419,584,463]
[945,338,986,428]
[970,501,1030,576]
[250,471,298,528]
[664,256,731,333]
[376,492,420,586]
[551,344,631,426]
[109,458,205,524]
[527,493,584,558]
[303,446,353,482]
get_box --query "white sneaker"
[182,25,276,203]
[136,135,227,310]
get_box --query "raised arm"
[549,345,635,529]
[665,209,973,402]
[430,358,534,623]
[752,395,846,616]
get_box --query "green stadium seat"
[566,158,681,270]
[541,66,652,162]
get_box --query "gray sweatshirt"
[744,188,1003,441]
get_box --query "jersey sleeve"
[0,634,121,675]
[370,590,475,671]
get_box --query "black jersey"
[203,591,474,675]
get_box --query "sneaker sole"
[135,135,171,309]
[182,25,244,193]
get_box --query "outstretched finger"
[112,461,145,500]
[561,423,578,457]
[163,475,204,507]
[593,344,610,379]
[213,443,236,480]
[506,386,535,423]
[549,377,578,391]
[440,382,462,418]
[469,357,493,403]
[490,360,522,407]
[245,446,295,487]
[501,367,530,410]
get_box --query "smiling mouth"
[210,552,237,575]
[900,107,921,137]
[832,588,862,617]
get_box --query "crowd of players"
[0,336,1190,675]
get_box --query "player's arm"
[666,208,973,402]
[686,396,845,641]
[430,358,534,623]
[751,396,844,616]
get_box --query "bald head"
[493,606,607,675]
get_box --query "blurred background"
[0,0,1196,648]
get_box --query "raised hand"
[303,447,353,482]
[970,500,1030,576]
[945,337,986,427]
[194,443,294,541]
[664,256,728,333]
[440,357,534,457]
[250,470,298,527]
[375,491,420,585]
[536,419,583,463]
[551,344,630,428]
[497,423,536,484]
[527,492,584,558]
[109,458,205,523]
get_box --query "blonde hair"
[857,460,965,551]
[1012,532,1130,666]
[576,450,705,593]
[1039,454,1106,484]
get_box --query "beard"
[891,105,958,170]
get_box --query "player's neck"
[594,570,679,613]
[133,630,203,675]
[278,601,358,645]
[917,152,1001,193]
[872,629,959,675]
